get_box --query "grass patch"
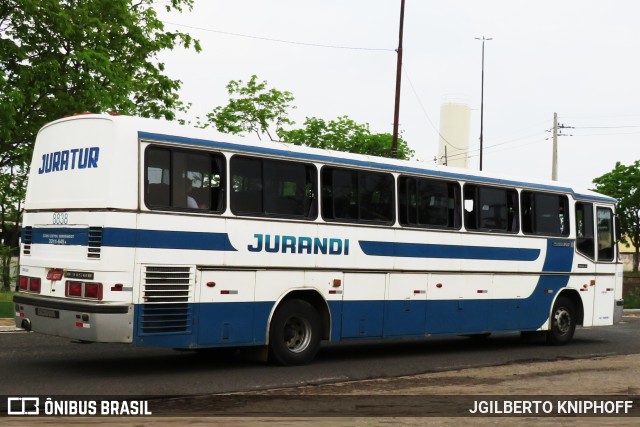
[0,290,15,317]
[624,287,640,309]
[0,290,15,303]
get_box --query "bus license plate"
[35,308,59,319]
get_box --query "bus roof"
[42,114,617,205]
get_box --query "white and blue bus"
[14,114,623,365]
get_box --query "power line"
[162,21,395,52]
[463,138,545,159]
[571,130,640,137]
[401,64,466,151]
[445,129,548,160]
[574,125,640,129]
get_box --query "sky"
[156,0,640,190]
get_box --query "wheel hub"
[555,308,571,335]
[283,315,312,353]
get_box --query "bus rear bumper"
[13,294,133,343]
[614,299,624,324]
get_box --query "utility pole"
[552,112,558,181]
[391,0,405,159]
[550,112,573,181]
[475,36,492,171]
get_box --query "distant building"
[619,237,637,271]
[438,102,470,169]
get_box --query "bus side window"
[144,146,226,212]
[145,147,171,207]
[575,202,595,259]
[321,166,393,224]
[398,176,460,229]
[231,156,317,219]
[464,184,518,233]
[463,185,477,230]
[231,157,263,215]
[521,191,569,237]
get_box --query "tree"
[205,75,295,141]
[0,0,200,288]
[205,76,414,160]
[280,116,414,160]
[0,0,201,170]
[593,161,640,271]
[0,166,26,290]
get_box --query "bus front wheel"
[269,299,321,365]
[546,296,576,345]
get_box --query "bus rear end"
[14,115,138,343]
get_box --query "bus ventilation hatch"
[23,226,32,255]
[87,227,103,259]
[140,266,194,335]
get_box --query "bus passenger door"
[593,206,617,326]
[574,201,597,327]
[383,273,427,337]
[341,273,385,338]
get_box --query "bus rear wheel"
[269,299,321,365]
[546,296,576,345]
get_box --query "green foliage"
[0,290,14,317]
[0,244,16,291]
[205,75,295,141]
[593,160,640,271]
[1,0,200,287]
[0,285,13,317]
[280,116,414,160]
[0,289,15,303]
[205,75,413,159]
[0,0,201,170]
[624,286,640,309]
[0,166,26,290]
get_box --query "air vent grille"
[139,266,194,335]
[22,226,32,255]
[87,227,103,259]
[143,266,193,302]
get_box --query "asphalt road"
[1,315,639,397]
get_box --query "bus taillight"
[66,281,82,297]
[19,276,41,293]
[65,281,103,300]
[84,283,103,300]
[29,278,41,293]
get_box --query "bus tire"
[269,299,321,366]
[546,296,576,345]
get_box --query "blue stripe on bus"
[138,131,617,204]
[130,238,575,349]
[358,240,541,261]
[102,228,237,251]
[27,227,237,251]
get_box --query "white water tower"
[438,101,471,168]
